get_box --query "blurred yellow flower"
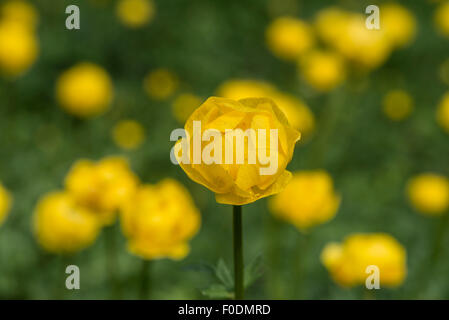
[315,7,349,46]
[380,3,416,48]
[265,16,314,60]
[120,179,200,260]
[407,173,449,215]
[321,233,407,287]
[56,62,113,118]
[435,1,449,37]
[269,170,340,230]
[143,68,178,100]
[1,0,38,29]
[298,50,345,92]
[217,79,315,137]
[437,92,449,133]
[382,89,414,121]
[439,58,449,86]
[34,191,100,254]
[0,183,12,226]
[112,120,145,150]
[175,97,300,205]
[116,0,155,28]
[0,21,38,76]
[172,93,203,124]
[65,157,139,224]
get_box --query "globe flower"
[298,50,345,92]
[437,92,449,133]
[65,157,139,224]
[116,0,155,28]
[435,1,449,37]
[380,3,416,48]
[172,93,203,124]
[56,62,113,118]
[321,233,407,287]
[407,173,449,215]
[269,170,340,230]
[0,183,12,226]
[143,68,178,100]
[120,179,200,260]
[314,7,349,46]
[217,79,315,137]
[0,20,38,76]
[1,0,38,29]
[34,191,100,254]
[382,89,414,121]
[265,16,315,61]
[112,119,145,150]
[174,97,300,205]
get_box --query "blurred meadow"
[1,0,449,299]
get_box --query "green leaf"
[215,259,233,289]
[244,255,264,288]
[201,284,233,299]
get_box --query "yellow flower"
[217,79,315,137]
[0,20,38,76]
[172,93,203,124]
[380,3,416,48]
[175,97,300,205]
[298,50,345,92]
[382,89,414,121]
[314,7,349,46]
[116,0,155,28]
[34,191,100,254]
[143,68,178,100]
[0,183,12,226]
[265,16,314,61]
[56,62,113,118]
[1,0,38,29]
[435,1,449,37]
[407,173,449,215]
[437,92,449,133]
[120,179,200,260]
[65,157,139,224]
[269,170,340,230]
[112,120,145,150]
[321,233,407,287]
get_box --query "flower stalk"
[233,205,244,300]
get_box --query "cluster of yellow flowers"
[407,173,449,216]
[265,4,416,91]
[34,156,200,259]
[0,183,12,227]
[0,0,39,77]
[321,233,407,287]
[216,79,315,138]
[270,170,340,231]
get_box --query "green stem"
[233,205,244,300]
[140,260,151,300]
[294,232,310,299]
[105,225,121,299]
[430,213,449,264]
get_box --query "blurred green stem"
[140,260,151,299]
[430,212,449,264]
[233,205,244,300]
[105,224,121,299]
[294,232,310,299]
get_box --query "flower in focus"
[321,233,407,287]
[112,120,145,150]
[407,173,449,215]
[34,191,100,254]
[120,179,200,260]
[298,50,345,92]
[1,0,38,29]
[175,97,300,205]
[172,93,203,124]
[437,92,449,133]
[0,183,12,226]
[265,16,314,61]
[0,20,38,76]
[143,68,178,100]
[382,89,414,121]
[56,62,113,118]
[269,170,340,230]
[380,3,416,48]
[116,0,155,28]
[217,79,315,137]
[65,157,139,224]
[435,1,449,37]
